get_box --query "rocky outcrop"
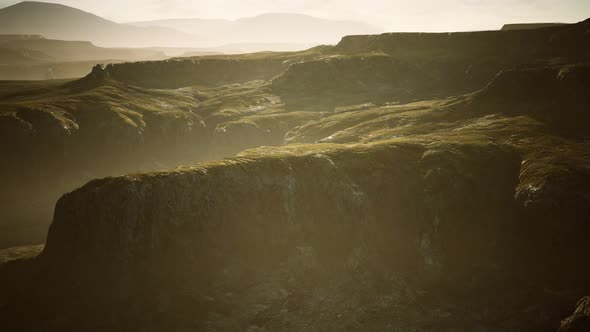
[333,20,589,60]
[16,135,583,331]
[70,63,111,89]
[0,79,311,249]
[559,297,590,332]
[271,53,503,107]
[272,19,590,109]
[98,57,291,89]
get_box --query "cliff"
[1,19,590,331]
[16,113,585,331]
[333,19,589,58]
[5,67,586,330]
[0,76,318,248]
[91,49,327,89]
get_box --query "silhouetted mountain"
[0,1,198,47]
[132,12,382,46]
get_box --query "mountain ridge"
[0,1,199,47]
[0,2,382,49]
[131,12,382,46]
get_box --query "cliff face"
[0,78,313,248]
[333,20,589,59]
[32,123,588,331]
[102,58,287,89]
[270,20,590,109]
[559,297,590,332]
[92,49,328,89]
[44,142,519,269]
[30,66,590,329]
[0,81,200,247]
[271,53,505,107]
[43,68,590,282]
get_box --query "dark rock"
[559,297,590,332]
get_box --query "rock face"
[559,297,590,332]
[333,21,589,58]
[0,78,302,249]
[19,122,586,331]
[99,56,293,89]
[43,143,519,269]
[30,71,590,330]
[272,20,590,108]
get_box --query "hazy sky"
[1,0,589,31]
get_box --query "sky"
[1,0,589,31]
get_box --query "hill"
[0,36,166,62]
[0,2,381,51]
[0,1,198,47]
[0,46,52,63]
[132,12,382,46]
[501,22,569,30]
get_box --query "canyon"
[0,19,589,331]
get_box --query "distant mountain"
[0,46,53,64]
[0,2,380,51]
[0,35,166,63]
[0,1,198,47]
[501,23,569,31]
[132,13,383,46]
[0,34,170,80]
[181,42,316,56]
[143,47,223,58]
[0,34,232,80]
